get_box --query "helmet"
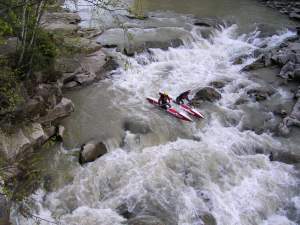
[163,92,168,96]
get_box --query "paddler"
[158,92,171,109]
[176,90,191,105]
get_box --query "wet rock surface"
[79,141,108,164]
[192,87,222,103]
[97,27,190,55]
[260,0,300,21]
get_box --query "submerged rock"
[123,118,151,134]
[209,80,227,89]
[127,216,164,225]
[270,151,300,165]
[246,87,275,101]
[79,141,108,164]
[192,87,222,103]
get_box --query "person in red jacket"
[158,92,171,109]
[176,90,191,105]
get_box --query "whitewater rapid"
[13,24,300,225]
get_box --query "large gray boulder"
[38,98,74,123]
[79,141,108,164]
[97,27,189,55]
[278,87,300,136]
[0,123,51,159]
[192,87,221,103]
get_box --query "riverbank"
[3,0,300,225]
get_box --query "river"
[12,0,300,225]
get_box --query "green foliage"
[31,30,58,72]
[0,59,24,113]
[0,19,13,45]
[129,0,145,19]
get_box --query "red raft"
[175,102,204,119]
[146,97,193,122]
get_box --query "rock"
[43,22,79,36]
[55,56,81,74]
[123,118,151,134]
[57,125,65,142]
[232,54,248,65]
[74,73,97,85]
[63,81,79,89]
[127,216,164,225]
[0,195,10,225]
[209,80,227,89]
[0,93,10,111]
[23,98,44,120]
[35,83,62,109]
[246,87,275,101]
[77,28,103,39]
[290,12,300,21]
[123,39,184,56]
[254,23,278,38]
[192,87,222,103]
[235,97,249,105]
[279,61,295,79]
[79,141,108,164]
[278,97,300,136]
[200,213,217,225]
[0,123,50,159]
[63,37,102,54]
[62,50,111,88]
[242,56,265,71]
[38,98,74,123]
[97,27,189,55]
[193,17,224,28]
[42,12,81,25]
[271,151,300,164]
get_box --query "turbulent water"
[12,1,300,225]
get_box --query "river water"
[13,0,300,225]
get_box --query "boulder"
[55,56,81,74]
[43,22,79,36]
[79,141,108,164]
[270,151,300,164]
[209,80,227,89]
[97,27,189,55]
[192,87,222,103]
[200,213,217,225]
[278,97,300,136]
[0,195,10,225]
[57,125,65,142]
[123,118,151,134]
[290,12,300,21]
[78,28,103,39]
[279,61,295,79]
[193,17,224,28]
[63,37,102,54]
[242,56,265,71]
[246,87,275,101]
[42,12,81,25]
[38,98,74,123]
[128,216,164,225]
[0,123,49,159]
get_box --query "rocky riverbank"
[260,0,300,21]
